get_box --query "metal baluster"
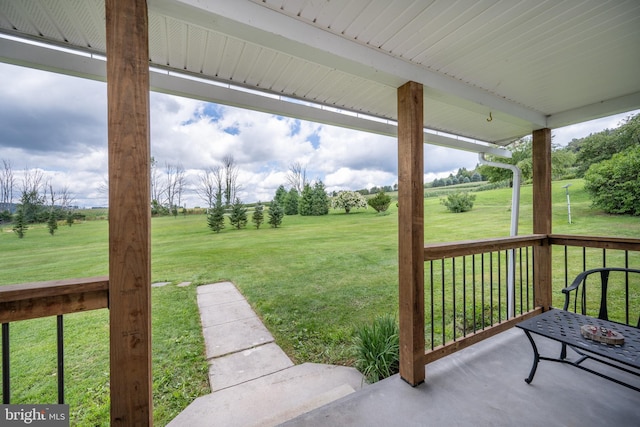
[625,251,630,326]
[472,255,477,333]
[452,257,456,341]
[441,259,445,345]
[489,252,494,326]
[2,323,9,404]
[57,315,64,404]
[462,256,467,337]
[430,260,434,350]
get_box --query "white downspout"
[478,153,521,318]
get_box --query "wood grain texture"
[532,128,552,310]
[0,277,108,322]
[549,234,640,251]
[397,81,425,386]
[0,277,108,303]
[424,235,546,261]
[105,0,152,424]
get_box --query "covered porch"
[1,1,640,425]
[284,327,640,426]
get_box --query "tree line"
[0,161,80,237]
[478,113,640,215]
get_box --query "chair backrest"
[563,267,640,328]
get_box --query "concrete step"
[168,363,366,427]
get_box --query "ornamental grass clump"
[353,314,399,383]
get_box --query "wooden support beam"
[532,128,552,310]
[397,81,425,386]
[105,0,152,424]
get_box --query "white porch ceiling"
[1,0,639,149]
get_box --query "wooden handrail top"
[424,234,547,261]
[549,234,640,251]
[0,276,109,303]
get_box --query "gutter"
[478,153,522,318]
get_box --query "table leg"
[523,330,540,384]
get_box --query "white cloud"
[324,167,397,194]
[1,62,637,207]
[552,110,640,147]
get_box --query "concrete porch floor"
[282,327,640,427]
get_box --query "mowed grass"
[0,179,639,425]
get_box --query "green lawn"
[0,178,638,425]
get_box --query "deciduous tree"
[196,166,223,209]
[223,155,241,207]
[332,190,367,214]
[286,161,307,194]
[584,146,640,216]
[0,159,14,214]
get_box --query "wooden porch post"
[105,0,152,424]
[532,128,552,310]
[398,81,425,386]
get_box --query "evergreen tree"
[284,188,299,215]
[311,181,329,215]
[274,185,287,206]
[299,181,329,216]
[229,198,248,229]
[268,200,284,228]
[252,201,264,229]
[47,210,58,236]
[207,194,226,233]
[66,211,74,226]
[298,183,313,216]
[12,206,26,238]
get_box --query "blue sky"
[0,62,637,208]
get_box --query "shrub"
[584,146,640,216]
[367,191,391,213]
[440,192,476,213]
[353,314,399,383]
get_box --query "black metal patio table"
[516,308,640,391]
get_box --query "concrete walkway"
[168,282,366,427]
